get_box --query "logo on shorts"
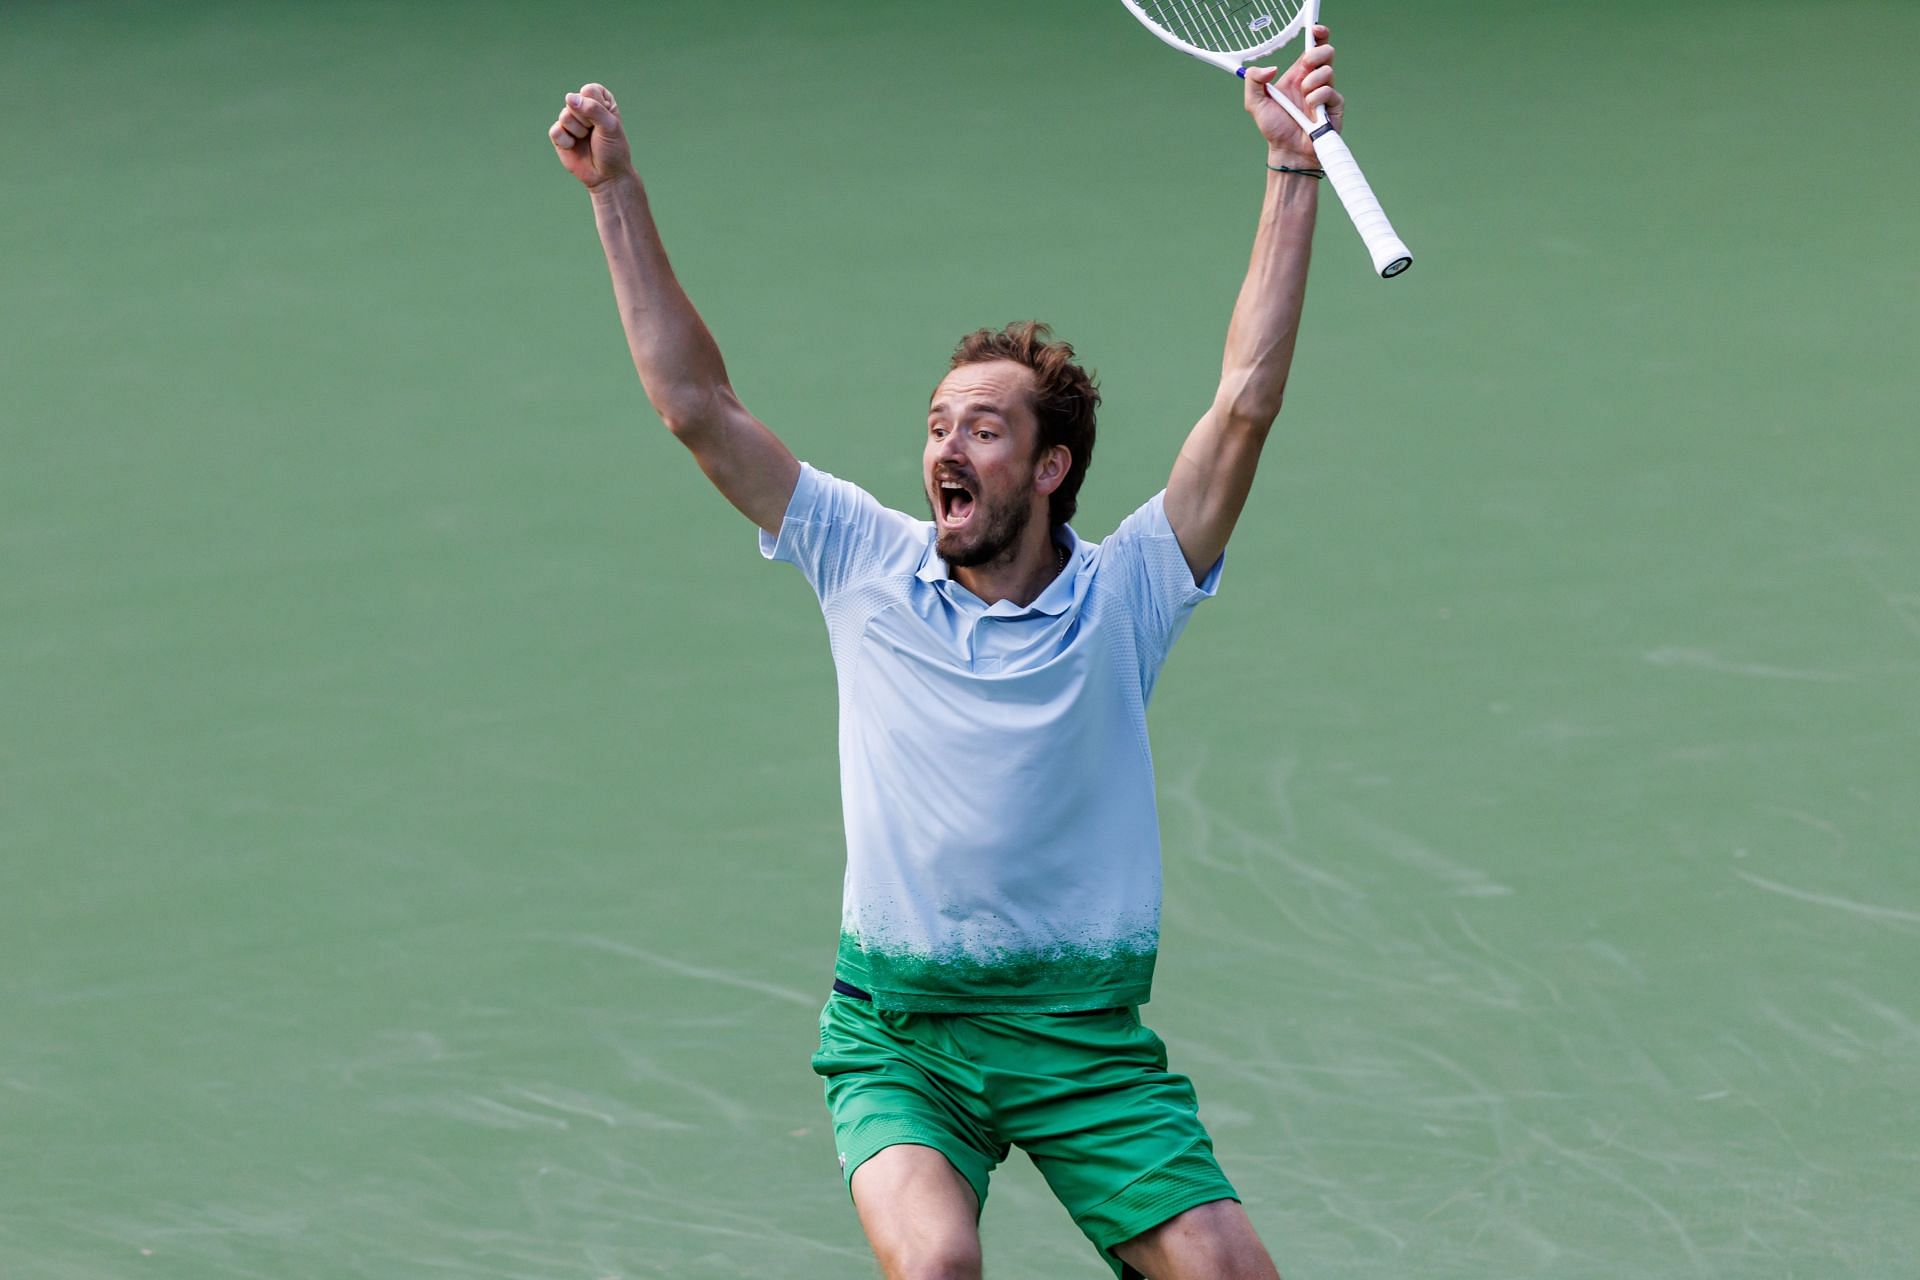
[838,1152,848,1172]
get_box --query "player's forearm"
[1211,166,1317,432]
[589,172,735,433]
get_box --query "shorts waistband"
[831,977,1123,1017]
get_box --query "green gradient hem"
[837,930,1157,1012]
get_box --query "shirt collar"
[916,524,1085,617]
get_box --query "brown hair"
[948,321,1100,527]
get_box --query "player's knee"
[880,1236,982,1280]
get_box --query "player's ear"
[1034,445,1070,496]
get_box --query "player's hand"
[549,83,633,189]
[1245,25,1342,164]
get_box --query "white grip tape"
[1309,128,1412,278]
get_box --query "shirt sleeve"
[1099,489,1224,671]
[758,462,928,602]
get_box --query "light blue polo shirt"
[761,463,1221,1011]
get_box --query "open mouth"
[938,480,975,528]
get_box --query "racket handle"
[1308,127,1412,279]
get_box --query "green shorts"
[812,991,1238,1278]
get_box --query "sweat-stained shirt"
[760,462,1221,1012]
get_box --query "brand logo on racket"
[1249,14,1274,31]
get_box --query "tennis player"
[550,31,1342,1280]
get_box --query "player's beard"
[930,481,1035,569]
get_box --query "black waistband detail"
[832,978,873,1001]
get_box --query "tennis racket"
[1120,0,1412,278]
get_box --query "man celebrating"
[549,31,1343,1280]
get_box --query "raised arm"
[1162,32,1342,582]
[550,84,799,534]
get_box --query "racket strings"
[1138,0,1307,56]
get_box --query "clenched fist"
[549,83,633,189]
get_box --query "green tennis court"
[5,2,1916,1276]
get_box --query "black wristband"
[1266,162,1326,179]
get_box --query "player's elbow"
[1214,390,1283,440]
[649,384,731,439]
[1214,371,1285,437]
